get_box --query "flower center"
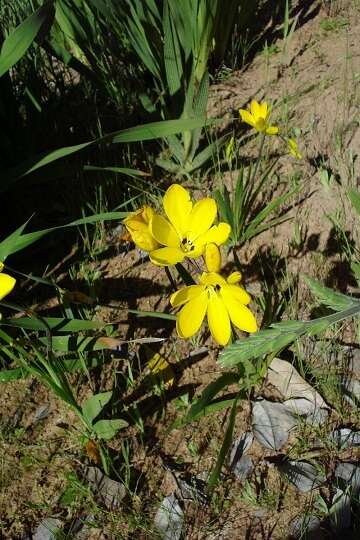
[255,117,266,132]
[206,283,221,299]
[181,237,195,253]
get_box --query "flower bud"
[123,205,160,252]
[205,243,221,273]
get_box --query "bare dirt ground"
[1,1,360,539]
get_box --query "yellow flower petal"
[124,206,160,251]
[207,291,231,346]
[259,101,269,120]
[220,287,257,333]
[142,205,155,224]
[222,284,251,305]
[149,246,184,266]
[176,291,207,338]
[163,184,192,237]
[199,271,227,287]
[197,222,231,246]
[150,214,180,248]
[250,99,261,119]
[239,109,255,127]
[186,243,205,259]
[265,126,279,136]
[170,284,205,307]
[126,223,159,251]
[205,243,221,273]
[188,198,217,241]
[227,271,242,284]
[0,273,16,301]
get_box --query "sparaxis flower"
[288,138,302,159]
[149,184,231,266]
[170,270,257,346]
[123,205,160,252]
[0,262,16,320]
[239,100,278,136]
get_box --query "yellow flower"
[123,205,160,252]
[239,100,278,136]
[149,184,231,266]
[0,263,16,320]
[288,138,302,159]
[170,270,257,346]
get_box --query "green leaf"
[219,302,360,368]
[0,1,55,78]
[82,391,113,425]
[186,373,239,423]
[127,309,176,320]
[84,165,149,177]
[93,419,128,440]
[0,221,29,262]
[2,317,103,331]
[7,212,126,256]
[2,117,209,190]
[207,395,239,491]
[110,117,208,144]
[304,276,354,311]
[0,367,27,383]
[348,188,360,217]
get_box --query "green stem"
[250,133,266,185]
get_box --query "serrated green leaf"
[304,276,355,311]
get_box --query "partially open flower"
[149,184,231,266]
[239,100,278,136]
[170,270,257,346]
[123,205,160,252]
[0,263,16,320]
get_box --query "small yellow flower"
[239,99,278,136]
[0,263,16,320]
[149,184,231,266]
[123,205,160,252]
[170,270,257,346]
[288,138,302,159]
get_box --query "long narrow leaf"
[0,1,55,77]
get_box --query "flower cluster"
[123,184,257,346]
[239,99,302,159]
[0,262,16,320]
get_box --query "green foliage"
[0,1,55,77]
[215,159,296,247]
[92,419,128,440]
[219,278,360,368]
[348,188,360,218]
[111,0,238,173]
[2,116,208,192]
[82,391,113,424]
[82,392,128,440]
